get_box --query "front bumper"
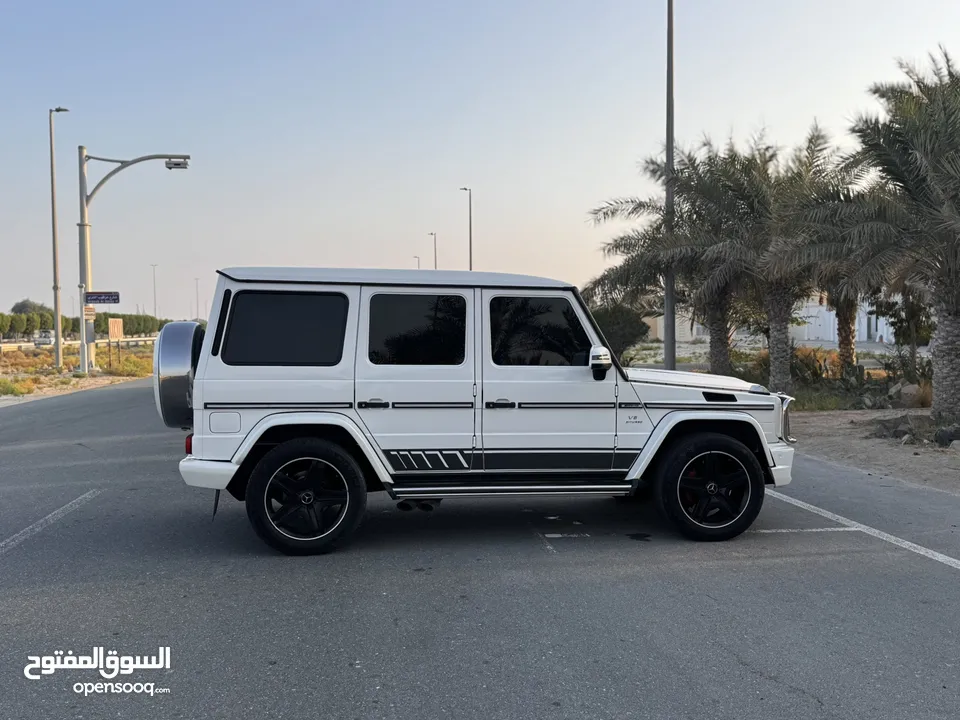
[179,456,237,489]
[767,442,795,486]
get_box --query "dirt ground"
[0,375,135,407]
[792,409,960,493]
[32,375,132,396]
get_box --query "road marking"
[769,490,960,572]
[0,490,102,557]
[533,531,556,553]
[751,527,860,534]
[543,533,591,538]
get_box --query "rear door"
[354,286,477,481]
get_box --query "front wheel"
[654,432,765,541]
[245,438,367,555]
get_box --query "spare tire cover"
[154,321,203,429]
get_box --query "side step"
[393,484,633,499]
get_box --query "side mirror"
[589,345,613,380]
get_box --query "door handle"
[358,399,390,409]
[485,399,516,409]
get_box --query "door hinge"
[615,384,619,397]
[472,435,477,448]
[472,383,477,397]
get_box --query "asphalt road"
[1,381,958,720]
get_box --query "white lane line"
[533,531,557,553]
[0,490,102,558]
[769,490,960,572]
[751,527,860,534]
[544,533,591,538]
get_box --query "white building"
[789,297,896,344]
[644,297,896,345]
[644,313,753,343]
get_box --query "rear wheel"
[245,438,367,555]
[654,432,764,541]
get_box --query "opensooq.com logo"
[24,646,173,696]
[24,646,170,680]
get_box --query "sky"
[2,0,958,321]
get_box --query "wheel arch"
[627,412,775,487]
[226,413,393,501]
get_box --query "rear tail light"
[185,433,193,455]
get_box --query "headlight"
[779,394,797,444]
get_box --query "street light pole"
[195,278,200,321]
[151,264,158,318]
[77,148,190,370]
[48,107,68,370]
[459,187,472,270]
[413,255,421,269]
[662,0,677,371]
[78,146,92,373]
[428,233,437,269]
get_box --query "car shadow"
[93,492,675,560]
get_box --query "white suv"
[154,267,796,555]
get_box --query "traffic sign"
[85,291,120,304]
[83,305,96,321]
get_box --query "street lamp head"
[165,158,189,170]
[52,107,69,113]
[459,187,470,192]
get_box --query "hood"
[625,367,766,393]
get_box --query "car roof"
[218,267,576,290]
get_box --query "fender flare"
[626,410,774,482]
[231,412,394,489]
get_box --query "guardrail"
[0,337,157,353]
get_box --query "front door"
[354,286,477,481]
[479,289,618,478]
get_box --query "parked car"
[153,267,796,555]
[34,329,54,347]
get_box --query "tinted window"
[489,296,591,366]
[221,291,348,366]
[369,294,467,365]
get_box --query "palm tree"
[803,49,960,418]
[650,133,830,394]
[588,146,742,376]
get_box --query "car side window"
[221,291,348,366]
[368,293,467,365]
[489,295,591,366]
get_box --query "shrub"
[103,355,152,378]
[589,304,650,361]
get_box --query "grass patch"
[72,371,88,379]
[791,388,847,411]
[102,355,152,378]
[0,377,35,396]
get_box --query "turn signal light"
[185,433,193,455]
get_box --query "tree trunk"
[766,284,794,394]
[706,294,733,376]
[834,297,858,374]
[931,293,960,421]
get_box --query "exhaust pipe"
[396,500,415,511]
[416,499,442,512]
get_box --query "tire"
[654,432,765,541]
[245,438,367,555]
